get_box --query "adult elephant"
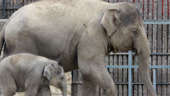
[0,0,156,96]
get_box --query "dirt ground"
[14,73,72,96]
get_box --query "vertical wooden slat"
[167,11,170,96]
[152,0,158,95]
[117,55,120,96]
[150,0,154,95]
[133,54,138,95]
[156,0,162,95]
[168,0,170,17]
[6,0,9,18]
[162,0,164,16]
[123,55,128,96]
[162,0,168,95]
[119,56,122,96]
[167,0,170,95]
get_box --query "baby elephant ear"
[57,66,64,75]
[43,65,52,80]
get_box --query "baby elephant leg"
[0,76,16,96]
[0,88,16,96]
[25,86,39,96]
[37,86,51,96]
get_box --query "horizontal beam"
[144,20,170,24]
[114,82,170,85]
[71,82,170,85]
[106,65,170,69]
[109,52,170,56]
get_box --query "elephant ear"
[43,64,52,81]
[56,66,64,76]
[101,9,121,37]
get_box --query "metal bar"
[106,65,138,69]
[106,65,170,69]
[142,0,144,17]
[168,0,170,17]
[150,52,170,56]
[109,52,170,56]
[153,69,157,90]
[144,20,170,24]
[162,0,164,16]
[109,52,131,55]
[71,70,81,96]
[128,51,133,96]
[1,8,18,10]
[2,0,6,18]
[114,82,170,85]
[151,65,170,69]
[152,0,154,18]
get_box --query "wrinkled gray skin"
[0,0,156,96]
[0,53,67,96]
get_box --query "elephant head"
[43,62,67,96]
[101,2,156,96]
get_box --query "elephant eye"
[59,76,65,80]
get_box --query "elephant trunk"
[135,24,157,96]
[56,78,67,96]
[61,82,67,96]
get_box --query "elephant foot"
[80,80,99,96]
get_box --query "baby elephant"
[0,53,67,96]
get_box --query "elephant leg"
[0,89,16,96]
[25,86,39,96]
[79,62,117,96]
[37,86,51,96]
[0,92,15,96]
[78,40,117,96]
[0,76,16,96]
[80,78,99,96]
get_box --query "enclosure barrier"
[106,51,170,96]
[0,0,170,96]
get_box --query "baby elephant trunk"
[54,76,67,96]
